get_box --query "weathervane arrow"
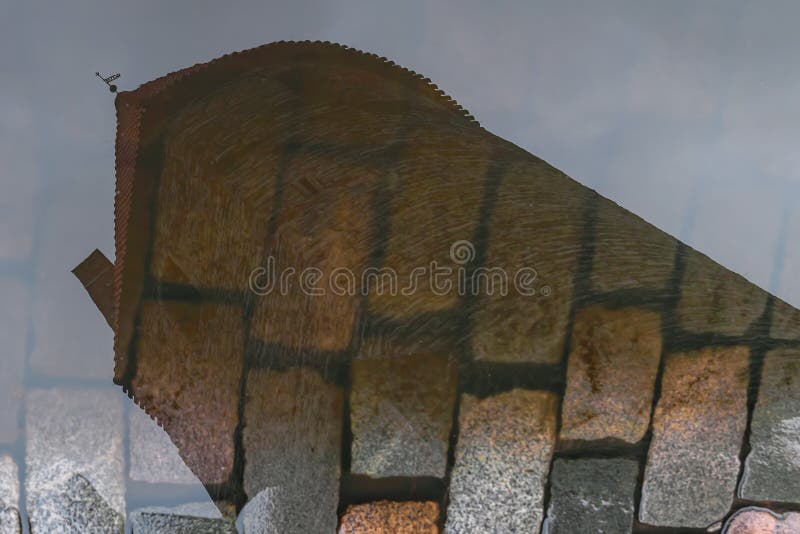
[95,71,121,92]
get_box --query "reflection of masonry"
[73,41,800,533]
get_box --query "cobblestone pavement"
[2,41,800,533]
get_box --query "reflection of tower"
[72,41,800,533]
[95,71,120,93]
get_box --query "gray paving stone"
[0,455,18,510]
[128,404,199,485]
[724,507,800,533]
[591,197,677,292]
[677,250,768,336]
[0,277,28,444]
[25,388,125,533]
[350,345,457,478]
[0,455,20,534]
[543,458,638,534]
[640,347,750,528]
[131,506,235,533]
[243,367,342,534]
[0,506,21,534]
[740,347,800,503]
[30,473,124,533]
[237,487,285,534]
[445,389,558,533]
[560,306,662,444]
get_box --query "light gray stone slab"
[0,455,20,534]
[350,347,457,478]
[740,347,800,503]
[128,404,199,485]
[29,473,124,533]
[640,347,749,528]
[543,458,638,534]
[0,277,28,444]
[445,389,558,533]
[25,388,125,532]
[243,367,342,534]
[0,506,21,534]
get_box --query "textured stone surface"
[770,298,800,340]
[740,347,800,502]
[134,301,244,484]
[543,458,638,534]
[446,389,557,532]
[724,508,800,533]
[25,388,125,532]
[238,487,285,534]
[0,278,28,443]
[250,153,378,352]
[591,197,677,292]
[131,509,234,533]
[640,347,750,528]
[243,367,342,534]
[350,346,457,477]
[472,159,589,363]
[677,249,768,336]
[41,474,124,533]
[560,306,662,444]
[0,507,20,534]
[129,404,199,485]
[368,124,491,319]
[339,500,439,534]
[0,455,19,534]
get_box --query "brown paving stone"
[350,343,457,478]
[445,389,557,532]
[133,301,244,485]
[339,501,439,534]
[471,159,590,363]
[560,305,662,444]
[250,153,379,352]
[591,197,678,292]
[724,508,800,534]
[150,73,294,291]
[770,298,800,340]
[368,124,492,319]
[640,346,750,528]
[243,367,343,534]
[677,249,768,336]
[739,347,800,503]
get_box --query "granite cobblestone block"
[560,305,662,444]
[243,367,342,534]
[640,347,749,528]
[350,346,457,478]
[543,458,638,534]
[739,347,800,503]
[445,389,557,532]
[25,388,125,533]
